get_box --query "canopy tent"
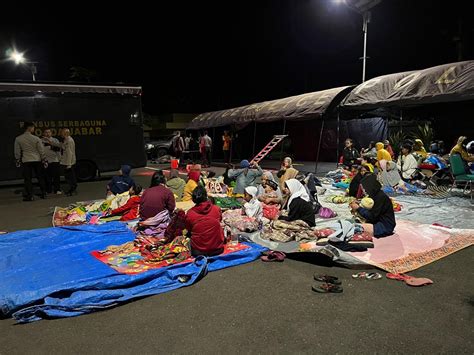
[188,86,353,129]
[340,60,474,110]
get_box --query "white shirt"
[244,198,263,220]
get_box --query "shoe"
[56,191,63,195]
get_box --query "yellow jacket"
[450,144,474,162]
[376,142,392,162]
[182,179,198,201]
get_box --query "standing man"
[60,128,77,196]
[42,128,62,195]
[222,130,232,164]
[14,122,47,201]
[172,131,185,159]
[201,130,213,167]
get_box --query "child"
[258,180,280,205]
[107,165,135,196]
[242,186,263,220]
[352,197,374,223]
[108,184,142,221]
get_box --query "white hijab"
[285,179,309,209]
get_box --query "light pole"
[7,50,38,81]
[334,0,381,82]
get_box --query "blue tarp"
[0,222,266,323]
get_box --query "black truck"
[0,82,147,182]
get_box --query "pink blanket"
[350,220,474,273]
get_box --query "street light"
[334,0,381,82]
[7,49,38,81]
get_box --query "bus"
[0,82,147,182]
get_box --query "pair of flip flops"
[312,274,343,293]
[352,272,382,280]
[260,250,286,262]
[387,273,433,287]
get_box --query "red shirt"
[185,200,224,254]
[140,185,176,220]
[109,195,140,221]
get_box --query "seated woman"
[348,164,371,198]
[182,171,201,202]
[166,169,186,201]
[378,160,405,190]
[108,184,142,221]
[106,165,135,196]
[413,139,428,160]
[361,141,377,159]
[375,142,392,164]
[397,143,419,182]
[140,172,176,219]
[242,186,263,219]
[450,136,474,163]
[185,185,225,257]
[341,138,360,168]
[277,157,299,191]
[350,174,396,238]
[279,179,315,227]
[257,171,282,204]
[228,160,263,195]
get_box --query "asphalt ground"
[1,165,473,354]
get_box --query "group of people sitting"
[341,135,474,193]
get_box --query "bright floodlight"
[10,51,25,64]
[333,0,346,3]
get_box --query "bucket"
[171,159,179,169]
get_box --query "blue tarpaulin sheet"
[0,222,266,323]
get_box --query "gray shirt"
[42,137,61,163]
[228,166,263,194]
[14,132,45,163]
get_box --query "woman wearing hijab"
[350,174,396,238]
[277,157,299,191]
[278,179,315,227]
[166,169,186,201]
[182,170,201,202]
[228,160,263,195]
[378,160,404,189]
[375,142,392,163]
[140,172,175,219]
[257,171,282,203]
[243,186,263,219]
[413,139,428,160]
[348,164,371,198]
[450,136,474,163]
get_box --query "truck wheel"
[157,148,168,158]
[76,161,97,181]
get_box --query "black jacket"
[279,197,316,227]
[342,147,360,167]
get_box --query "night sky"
[0,0,472,114]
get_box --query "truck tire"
[75,161,97,181]
[157,148,168,158]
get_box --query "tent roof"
[188,86,353,129]
[0,82,142,95]
[340,60,474,110]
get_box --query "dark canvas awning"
[340,60,474,110]
[0,82,142,95]
[188,86,353,129]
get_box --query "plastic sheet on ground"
[0,222,266,323]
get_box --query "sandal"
[387,273,433,287]
[312,283,343,293]
[352,272,368,279]
[261,251,286,262]
[313,274,341,285]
